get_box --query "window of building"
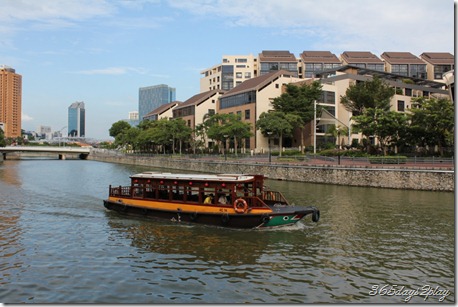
[220,91,256,109]
[397,101,405,112]
[245,72,251,78]
[236,58,248,63]
[236,72,243,78]
[405,88,412,96]
[434,65,453,80]
[245,109,250,120]
[392,64,408,76]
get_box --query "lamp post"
[336,127,341,165]
[223,134,228,161]
[267,131,273,163]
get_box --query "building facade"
[200,55,256,92]
[299,51,341,78]
[127,111,140,127]
[0,65,22,138]
[144,101,181,121]
[381,52,427,79]
[217,70,302,151]
[138,84,176,121]
[173,90,224,147]
[420,52,455,82]
[68,101,85,137]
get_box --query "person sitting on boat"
[218,193,227,205]
[204,194,214,204]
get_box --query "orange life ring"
[234,198,248,213]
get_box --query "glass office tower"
[68,101,85,137]
[138,84,176,121]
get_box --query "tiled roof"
[300,51,341,64]
[341,51,383,64]
[381,52,425,65]
[221,70,294,97]
[174,89,225,110]
[259,50,296,62]
[420,52,455,65]
[144,101,181,117]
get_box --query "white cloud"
[168,0,454,54]
[22,113,34,121]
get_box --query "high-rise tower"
[0,65,22,138]
[138,84,176,121]
[68,101,85,137]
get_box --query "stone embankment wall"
[88,150,454,192]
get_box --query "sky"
[1,0,455,140]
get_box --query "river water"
[0,159,454,303]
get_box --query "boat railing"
[108,185,284,209]
[261,190,289,206]
[109,185,132,197]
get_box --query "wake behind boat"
[103,172,320,229]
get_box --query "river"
[0,159,454,303]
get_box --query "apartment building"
[0,66,22,138]
[200,50,298,93]
[420,52,455,82]
[195,49,453,152]
[340,51,385,71]
[300,51,341,78]
[310,65,450,148]
[200,55,256,92]
[217,70,302,151]
[173,90,225,146]
[381,52,427,79]
[143,101,181,122]
[201,50,453,95]
[258,50,298,77]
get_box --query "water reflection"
[0,160,454,303]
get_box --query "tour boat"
[103,172,320,229]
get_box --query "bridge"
[0,146,91,160]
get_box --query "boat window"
[133,186,143,198]
[172,185,185,201]
[202,187,216,204]
[157,185,170,200]
[186,186,200,203]
[216,188,232,205]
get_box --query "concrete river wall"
[88,150,454,192]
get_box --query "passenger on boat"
[204,194,214,204]
[218,193,227,205]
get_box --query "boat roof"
[130,172,257,182]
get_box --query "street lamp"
[267,131,273,163]
[223,134,229,161]
[336,127,341,165]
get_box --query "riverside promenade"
[88,149,454,192]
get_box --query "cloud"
[167,0,454,54]
[22,113,34,121]
[74,67,149,75]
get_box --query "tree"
[340,76,395,115]
[271,81,322,153]
[352,108,408,155]
[326,124,349,149]
[109,120,131,138]
[256,111,301,157]
[205,113,252,156]
[170,119,192,155]
[0,127,5,147]
[408,97,454,156]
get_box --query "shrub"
[368,156,407,164]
